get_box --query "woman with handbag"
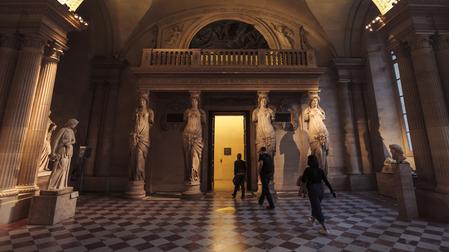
[301,155,336,234]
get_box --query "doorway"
[212,114,246,192]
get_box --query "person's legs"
[258,176,267,205]
[308,184,324,223]
[262,177,274,209]
[240,177,245,198]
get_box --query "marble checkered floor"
[1,192,449,252]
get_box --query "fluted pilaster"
[17,43,62,193]
[337,81,362,175]
[0,35,45,194]
[395,42,435,189]
[410,35,449,193]
[0,33,19,123]
[434,35,449,112]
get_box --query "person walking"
[258,147,275,209]
[301,155,336,234]
[232,153,247,199]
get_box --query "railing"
[140,49,316,67]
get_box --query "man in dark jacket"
[232,153,247,199]
[258,147,275,209]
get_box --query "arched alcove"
[189,20,269,49]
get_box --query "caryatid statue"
[304,92,329,173]
[183,91,206,192]
[252,91,276,155]
[47,118,79,190]
[128,91,154,182]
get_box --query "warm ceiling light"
[372,0,398,15]
[57,0,84,11]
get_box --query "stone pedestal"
[348,174,376,191]
[393,163,418,220]
[376,172,396,199]
[182,184,202,199]
[28,187,78,225]
[415,188,449,222]
[125,181,146,199]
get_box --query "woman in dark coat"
[301,155,336,234]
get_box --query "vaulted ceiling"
[79,0,378,58]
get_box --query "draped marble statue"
[183,91,206,193]
[37,117,57,173]
[252,91,276,155]
[304,93,329,173]
[47,118,79,190]
[128,92,154,181]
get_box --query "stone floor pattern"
[1,192,449,252]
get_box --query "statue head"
[257,91,269,108]
[138,91,149,109]
[308,91,320,108]
[65,118,79,129]
[389,144,407,163]
[190,91,201,109]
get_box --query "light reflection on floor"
[1,192,449,251]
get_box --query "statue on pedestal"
[128,92,154,181]
[252,91,276,155]
[47,118,79,190]
[183,91,205,193]
[37,117,57,173]
[304,92,329,173]
[126,91,154,199]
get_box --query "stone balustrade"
[141,49,316,67]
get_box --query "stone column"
[0,35,45,197]
[0,33,19,123]
[434,35,449,111]
[394,42,435,189]
[17,43,63,194]
[351,82,373,175]
[365,35,405,169]
[337,81,362,176]
[410,35,449,194]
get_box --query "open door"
[212,115,246,192]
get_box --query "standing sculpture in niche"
[182,91,206,195]
[37,117,57,173]
[252,91,276,155]
[129,92,154,182]
[304,92,329,173]
[47,118,79,190]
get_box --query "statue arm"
[51,128,65,154]
[201,110,207,124]
[269,108,275,121]
[303,108,310,122]
[149,110,155,125]
[252,109,258,123]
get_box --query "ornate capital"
[20,33,47,51]
[43,41,65,63]
[432,34,449,51]
[0,33,19,49]
[408,35,433,51]
[308,90,320,102]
